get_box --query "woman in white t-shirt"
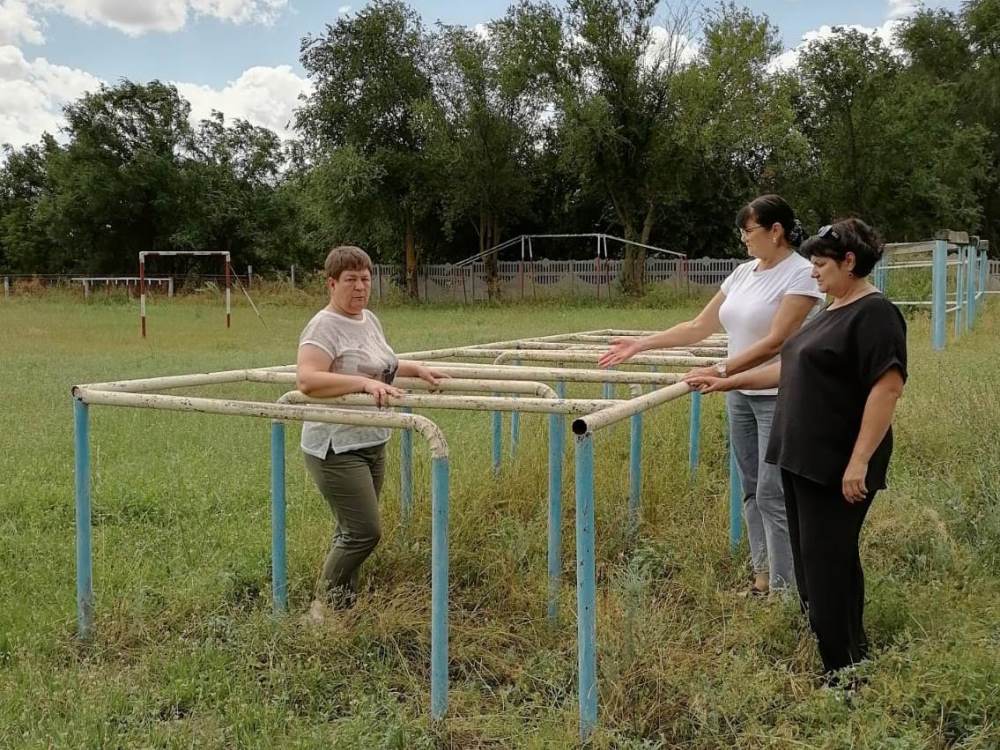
[296,246,447,622]
[599,195,824,595]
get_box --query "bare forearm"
[725,362,781,391]
[724,337,782,376]
[297,370,370,398]
[396,360,422,377]
[639,321,717,352]
[850,387,901,463]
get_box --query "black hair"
[735,194,806,247]
[800,218,883,277]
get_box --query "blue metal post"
[955,246,965,337]
[629,414,642,531]
[575,434,597,740]
[491,407,502,473]
[401,407,413,523]
[602,381,614,400]
[966,246,977,330]
[547,413,564,623]
[980,250,989,306]
[556,381,567,400]
[430,456,450,721]
[74,398,94,640]
[932,240,947,351]
[688,390,702,478]
[270,421,288,614]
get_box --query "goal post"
[139,251,231,337]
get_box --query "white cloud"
[0,0,44,45]
[337,4,351,15]
[0,44,309,149]
[768,0,923,73]
[175,65,310,141]
[644,25,699,71]
[0,43,101,148]
[25,0,288,36]
[887,0,919,19]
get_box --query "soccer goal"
[138,251,231,337]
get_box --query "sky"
[0,0,965,150]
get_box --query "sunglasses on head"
[817,224,841,240]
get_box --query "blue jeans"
[727,391,794,590]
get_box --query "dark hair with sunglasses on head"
[735,194,808,248]
[800,218,883,277]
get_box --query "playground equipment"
[875,232,991,350]
[72,328,742,740]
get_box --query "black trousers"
[781,469,876,674]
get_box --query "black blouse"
[765,293,908,489]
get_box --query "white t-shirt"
[298,309,399,457]
[719,252,824,396]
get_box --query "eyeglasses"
[738,224,764,239]
[817,225,841,240]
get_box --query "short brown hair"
[324,246,373,280]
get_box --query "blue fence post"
[688,390,702,478]
[547,413,564,624]
[401,407,413,523]
[575,433,598,740]
[270,421,288,614]
[932,240,948,351]
[491,407,502,474]
[955,246,965,338]
[967,245,977,330]
[979,250,989,313]
[430,456,450,721]
[629,413,642,532]
[556,381,567,400]
[980,250,989,306]
[74,397,94,640]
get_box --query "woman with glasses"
[687,219,907,678]
[296,245,448,622]
[600,194,823,596]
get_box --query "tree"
[179,112,288,270]
[296,0,437,296]
[34,80,194,273]
[421,21,548,297]
[671,3,809,254]
[555,0,696,294]
[0,139,59,272]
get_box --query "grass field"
[1,291,998,749]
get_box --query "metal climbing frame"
[71,327,736,740]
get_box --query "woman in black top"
[688,218,907,677]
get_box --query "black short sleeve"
[855,299,908,390]
[766,293,907,490]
